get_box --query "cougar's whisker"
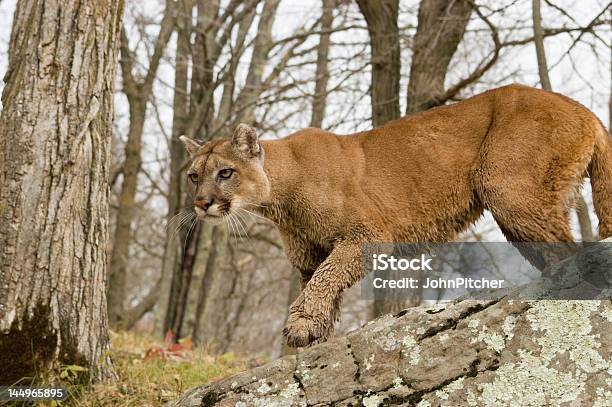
[182,217,197,256]
[230,212,247,240]
[166,209,192,231]
[233,210,250,238]
[238,207,272,224]
[169,212,195,245]
[225,213,238,241]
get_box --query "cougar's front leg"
[283,242,363,347]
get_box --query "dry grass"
[63,331,247,406]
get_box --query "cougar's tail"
[590,124,612,239]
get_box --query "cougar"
[180,84,612,347]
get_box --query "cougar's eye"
[217,168,234,180]
[188,172,198,183]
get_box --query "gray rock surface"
[170,241,612,406]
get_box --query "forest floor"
[66,331,251,406]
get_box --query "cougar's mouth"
[194,200,232,225]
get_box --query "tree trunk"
[107,1,175,327]
[235,0,281,125]
[310,0,335,129]
[0,0,123,383]
[406,0,473,114]
[192,226,231,349]
[121,279,161,330]
[532,0,552,91]
[192,226,224,344]
[281,267,303,356]
[356,0,401,127]
[168,222,201,339]
[156,0,194,337]
[107,95,146,326]
[162,0,218,339]
[532,0,594,243]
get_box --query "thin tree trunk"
[122,279,162,330]
[192,226,223,344]
[235,0,281,125]
[163,0,217,339]
[310,0,335,129]
[356,0,401,127]
[0,0,123,383]
[192,226,229,349]
[107,94,146,326]
[406,0,473,114]
[168,222,201,339]
[156,0,194,337]
[532,0,552,91]
[108,1,176,327]
[532,0,594,242]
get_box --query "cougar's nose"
[194,196,213,211]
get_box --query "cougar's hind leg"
[476,165,579,270]
[472,109,596,269]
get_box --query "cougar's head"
[179,124,270,224]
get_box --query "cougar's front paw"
[283,314,326,348]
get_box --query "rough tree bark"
[171,239,612,406]
[107,0,176,328]
[532,0,595,243]
[0,0,124,383]
[356,0,401,127]
[406,0,473,114]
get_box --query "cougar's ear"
[179,135,202,158]
[231,123,261,158]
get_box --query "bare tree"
[356,0,401,127]
[107,1,176,328]
[0,0,123,383]
[157,0,195,336]
[532,0,595,242]
[406,0,473,114]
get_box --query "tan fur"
[181,84,612,347]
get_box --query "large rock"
[170,241,612,406]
